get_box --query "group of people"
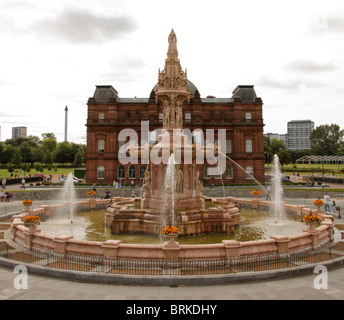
[0,189,11,202]
[323,193,337,214]
[112,180,123,189]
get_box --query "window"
[245,166,253,179]
[97,139,105,152]
[159,112,163,123]
[140,166,146,179]
[185,112,191,123]
[246,139,253,153]
[226,139,232,154]
[98,112,105,120]
[97,166,105,179]
[118,166,125,179]
[225,166,233,179]
[204,166,210,179]
[214,167,222,179]
[245,112,252,121]
[129,166,136,179]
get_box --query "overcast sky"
[0,0,344,144]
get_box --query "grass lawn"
[0,167,77,178]
[265,163,344,177]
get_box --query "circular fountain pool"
[38,207,306,245]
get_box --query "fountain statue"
[105,30,241,237]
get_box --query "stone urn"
[25,220,40,230]
[313,199,324,213]
[307,221,319,230]
[164,233,179,244]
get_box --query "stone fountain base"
[105,196,241,237]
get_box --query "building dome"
[151,79,199,96]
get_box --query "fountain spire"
[157,29,189,130]
[167,29,178,57]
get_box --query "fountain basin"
[10,197,335,261]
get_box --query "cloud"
[29,8,137,44]
[256,74,326,90]
[286,60,337,73]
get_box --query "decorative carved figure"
[142,165,151,194]
[175,101,183,128]
[163,100,170,128]
[175,165,183,193]
[195,171,203,196]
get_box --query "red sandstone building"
[85,34,265,186]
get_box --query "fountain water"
[59,173,77,223]
[271,154,286,223]
[164,154,176,226]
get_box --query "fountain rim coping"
[11,197,334,251]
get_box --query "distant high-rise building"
[264,132,287,145]
[12,126,27,139]
[287,120,314,150]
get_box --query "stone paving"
[1,263,344,300]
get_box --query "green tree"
[6,163,14,174]
[0,145,16,165]
[44,150,54,165]
[270,138,286,155]
[20,142,34,163]
[310,124,344,156]
[42,137,57,153]
[22,163,31,174]
[74,149,84,167]
[277,150,291,167]
[11,148,22,167]
[32,146,45,163]
[53,142,73,164]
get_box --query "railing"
[0,242,341,276]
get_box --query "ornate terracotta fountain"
[105,30,240,236]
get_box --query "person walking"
[266,185,271,200]
[333,200,337,214]
[21,178,26,190]
[324,193,331,212]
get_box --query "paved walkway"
[1,263,344,300]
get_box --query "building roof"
[93,85,118,102]
[232,85,257,102]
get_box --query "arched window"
[97,166,105,179]
[129,166,136,179]
[245,166,253,179]
[118,166,125,179]
[140,166,146,179]
[225,166,233,179]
